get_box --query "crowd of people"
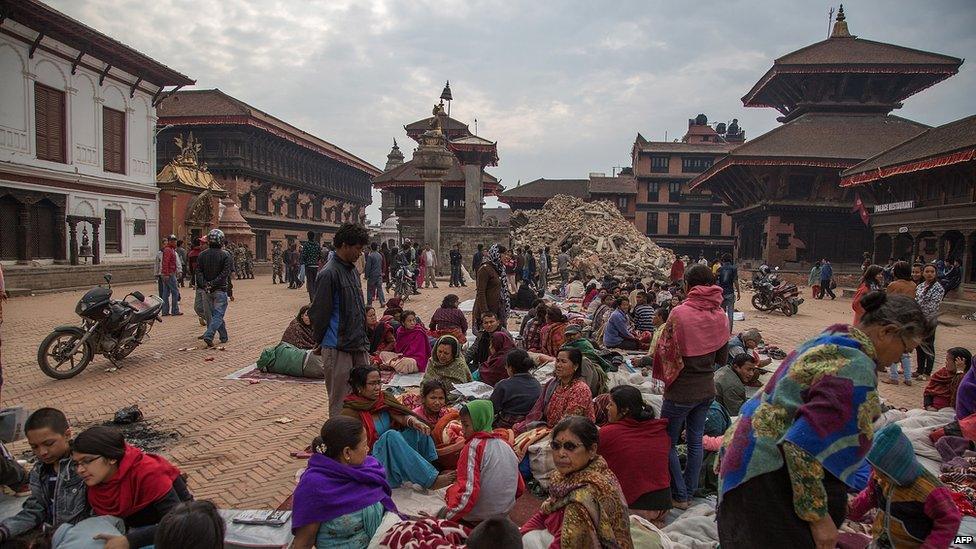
[5,221,976,548]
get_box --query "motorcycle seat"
[128,295,163,322]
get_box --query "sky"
[50,0,976,223]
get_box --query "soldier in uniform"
[271,241,284,284]
[244,245,255,279]
[234,244,246,280]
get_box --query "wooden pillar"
[92,219,102,265]
[16,203,30,264]
[54,203,68,263]
[67,217,79,265]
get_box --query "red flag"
[852,194,870,226]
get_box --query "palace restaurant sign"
[874,200,915,213]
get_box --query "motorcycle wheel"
[791,302,800,316]
[751,294,770,312]
[37,329,94,379]
[782,302,795,317]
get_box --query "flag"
[852,194,870,226]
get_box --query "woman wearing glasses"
[717,292,932,549]
[70,425,192,549]
[520,416,633,548]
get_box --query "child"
[154,500,225,549]
[848,423,961,548]
[924,347,972,411]
[0,408,89,543]
[395,310,431,372]
[413,380,451,424]
[416,380,466,469]
[441,400,523,523]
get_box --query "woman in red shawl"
[540,306,570,357]
[479,330,515,386]
[366,307,396,354]
[670,257,685,283]
[72,425,191,549]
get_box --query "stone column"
[463,163,482,226]
[424,180,441,257]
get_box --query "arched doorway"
[874,234,892,264]
[939,230,965,263]
[915,231,937,262]
[893,233,913,262]
[0,195,19,260]
[30,199,57,259]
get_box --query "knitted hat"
[867,423,923,486]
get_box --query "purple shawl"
[396,324,431,372]
[291,454,399,531]
[956,367,976,420]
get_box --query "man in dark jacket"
[471,244,484,277]
[364,242,385,308]
[310,223,371,417]
[449,243,463,287]
[301,231,322,301]
[195,229,234,346]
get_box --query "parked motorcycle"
[751,267,804,316]
[37,274,163,379]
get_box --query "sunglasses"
[550,440,583,452]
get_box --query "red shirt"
[161,245,178,276]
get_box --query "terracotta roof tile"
[842,115,976,176]
[500,178,589,199]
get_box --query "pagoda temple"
[691,6,962,267]
[373,84,501,232]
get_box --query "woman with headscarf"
[479,331,515,387]
[429,294,469,343]
[669,257,685,284]
[441,401,523,524]
[394,311,430,373]
[366,307,396,354]
[540,306,570,358]
[382,297,404,322]
[71,426,192,549]
[516,348,595,433]
[520,416,633,548]
[423,335,472,394]
[473,244,511,334]
[281,305,317,349]
[291,416,400,549]
[341,367,455,490]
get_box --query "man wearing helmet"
[195,229,234,347]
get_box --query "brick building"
[691,8,962,268]
[631,114,742,259]
[155,89,379,259]
[498,173,636,220]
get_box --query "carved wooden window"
[35,83,66,163]
[709,213,722,236]
[104,209,123,253]
[103,107,126,174]
[646,212,658,235]
[650,156,669,173]
[667,213,679,235]
[646,181,660,202]
[689,213,701,236]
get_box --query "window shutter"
[34,86,49,159]
[34,84,65,162]
[103,107,125,173]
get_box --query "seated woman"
[478,330,516,387]
[366,307,396,354]
[415,381,467,470]
[394,310,431,373]
[924,347,972,411]
[516,348,595,433]
[442,401,524,524]
[72,425,192,549]
[281,305,317,349]
[491,349,543,428]
[581,284,599,311]
[423,335,472,394]
[291,416,400,549]
[429,294,469,343]
[521,302,548,353]
[382,297,404,321]
[341,366,455,490]
[599,386,671,526]
[539,307,570,358]
[520,416,633,548]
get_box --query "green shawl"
[423,335,473,393]
[564,337,612,372]
[464,400,495,432]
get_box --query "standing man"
[818,258,836,300]
[159,235,182,316]
[364,242,385,307]
[557,247,570,292]
[471,244,484,279]
[302,231,322,301]
[196,229,233,347]
[537,247,549,290]
[271,241,284,285]
[449,243,463,287]
[423,245,438,288]
[717,253,740,332]
[175,240,188,287]
[285,242,300,289]
[187,238,202,289]
[310,223,371,418]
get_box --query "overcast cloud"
[49,0,976,222]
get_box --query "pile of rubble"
[511,195,676,281]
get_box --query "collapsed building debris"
[511,195,676,281]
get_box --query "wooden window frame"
[102,106,126,174]
[104,209,123,254]
[667,213,680,235]
[34,83,66,163]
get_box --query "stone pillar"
[463,163,482,226]
[424,180,441,257]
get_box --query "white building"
[0,0,193,265]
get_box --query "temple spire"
[384,139,404,171]
[831,4,852,38]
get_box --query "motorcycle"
[751,267,804,317]
[37,274,163,379]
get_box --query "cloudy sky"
[51,0,976,222]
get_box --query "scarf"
[396,323,432,372]
[343,392,424,448]
[481,331,515,386]
[465,400,495,433]
[564,338,612,372]
[956,367,976,420]
[486,244,511,318]
[541,322,569,357]
[369,316,396,354]
[653,285,728,387]
[424,335,472,392]
[86,445,180,518]
[669,259,684,282]
[542,456,633,549]
[281,318,317,350]
[925,366,963,408]
[292,453,399,531]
